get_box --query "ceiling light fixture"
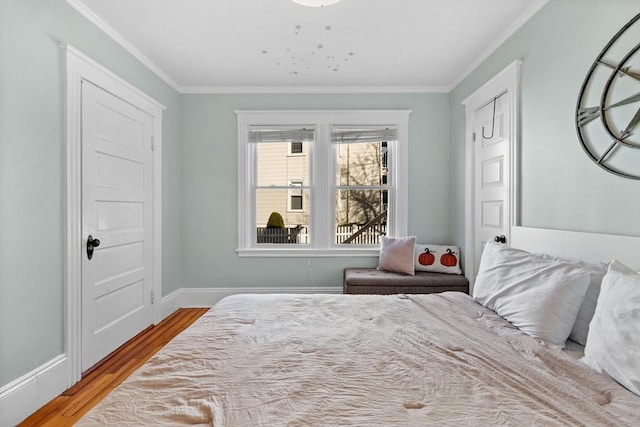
[292,0,341,7]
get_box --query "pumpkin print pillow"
[414,244,462,275]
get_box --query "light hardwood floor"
[19,308,209,426]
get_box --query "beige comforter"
[77,293,639,426]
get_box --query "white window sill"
[236,247,380,257]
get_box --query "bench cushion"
[344,268,469,295]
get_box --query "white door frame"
[63,44,165,385]
[462,60,521,288]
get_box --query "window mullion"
[391,126,408,236]
[314,123,331,250]
[248,141,258,248]
[329,131,340,249]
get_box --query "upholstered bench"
[343,268,470,295]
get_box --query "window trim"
[236,110,411,257]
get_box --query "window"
[289,141,303,155]
[334,128,393,244]
[237,110,410,256]
[253,127,312,245]
[288,180,304,211]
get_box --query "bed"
[77,227,640,426]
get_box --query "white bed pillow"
[473,241,591,348]
[378,236,416,275]
[567,262,607,345]
[539,254,607,346]
[582,260,640,396]
[414,244,462,274]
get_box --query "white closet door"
[473,94,511,277]
[81,80,154,371]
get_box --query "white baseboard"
[0,354,69,426]
[160,287,184,319]
[161,285,342,314]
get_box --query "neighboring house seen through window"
[236,110,410,256]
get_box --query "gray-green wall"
[181,93,450,288]
[0,0,182,387]
[449,0,640,251]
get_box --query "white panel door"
[473,94,511,277]
[81,81,154,371]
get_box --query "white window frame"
[236,110,411,257]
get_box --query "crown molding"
[448,0,548,91]
[65,0,183,92]
[181,85,449,94]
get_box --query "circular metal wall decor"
[576,13,640,180]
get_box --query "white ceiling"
[69,0,547,93]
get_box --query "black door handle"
[494,235,506,244]
[87,235,101,260]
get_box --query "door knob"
[494,235,506,244]
[87,235,101,260]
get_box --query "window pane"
[256,188,310,244]
[336,141,388,186]
[335,139,389,245]
[257,142,309,186]
[290,196,303,210]
[335,189,387,245]
[289,141,303,154]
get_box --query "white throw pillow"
[378,236,416,275]
[582,260,640,396]
[473,241,591,348]
[414,244,462,274]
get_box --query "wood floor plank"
[18,396,70,427]
[65,308,189,395]
[62,359,140,420]
[120,308,207,366]
[64,307,204,397]
[18,308,208,427]
[69,309,194,386]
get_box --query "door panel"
[81,81,153,372]
[481,156,504,186]
[91,242,145,284]
[94,280,145,332]
[96,201,144,231]
[473,95,510,278]
[91,94,147,152]
[481,201,504,228]
[96,152,145,190]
